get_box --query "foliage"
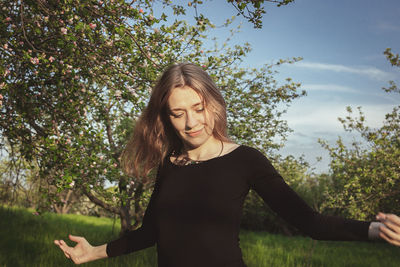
[383,48,400,93]
[0,139,100,215]
[227,0,295,28]
[319,50,400,220]
[0,140,41,208]
[0,0,302,233]
[223,58,305,153]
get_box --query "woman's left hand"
[376,212,400,246]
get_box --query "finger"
[376,212,386,221]
[55,239,67,248]
[381,219,400,234]
[59,240,73,255]
[63,250,71,259]
[380,225,400,242]
[60,239,69,247]
[385,213,400,225]
[380,231,400,246]
[55,240,72,259]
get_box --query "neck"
[184,137,222,161]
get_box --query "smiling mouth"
[186,128,203,137]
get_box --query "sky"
[191,0,400,173]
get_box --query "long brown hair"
[120,63,231,178]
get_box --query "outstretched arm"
[249,152,400,244]
[244,147,387,242]
[54,235,108,264]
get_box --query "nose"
[185,111,198,130]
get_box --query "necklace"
[173,141,224,166]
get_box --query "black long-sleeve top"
[106,145,371,267]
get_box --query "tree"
[0,0,302,233]
[0,137,84,213]
[227,0,295,28]
[0,138,39,208]
[319,49,400,220]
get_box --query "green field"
[1,206,399,267]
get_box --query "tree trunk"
[131,183,144,229]
[53,190,73,214]
[120,205,132,235]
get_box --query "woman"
[54,63,400,266]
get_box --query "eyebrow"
[170,102,203,112]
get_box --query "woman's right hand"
[54,235,107,264]
[376,212,400,246]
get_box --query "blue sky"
[192,0,400,172]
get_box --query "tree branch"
[20,1,46,54]
[82,187,120,214]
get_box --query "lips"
[186,128,203,137]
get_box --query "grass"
[1,206,399,267]
[240,230,400,266]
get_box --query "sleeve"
[106,169,160,257]
[246,148,371,241]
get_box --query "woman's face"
[167,86,215,149]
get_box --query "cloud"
[282,102,397,134]
[301,84,359,94]
[373,21,400,32]
[298,83,400,105]
[294,62,395,81]
[280,103,397,172]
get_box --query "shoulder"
[223,144,274,170]
[231,144,269,161]
[221,142,240,156]
[219,143,265,162]
[233,145,278,173]
[233,146,282,185]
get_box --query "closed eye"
[171,113,184,118]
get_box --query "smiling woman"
[54,63,400,267]
[168,86,216,151]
